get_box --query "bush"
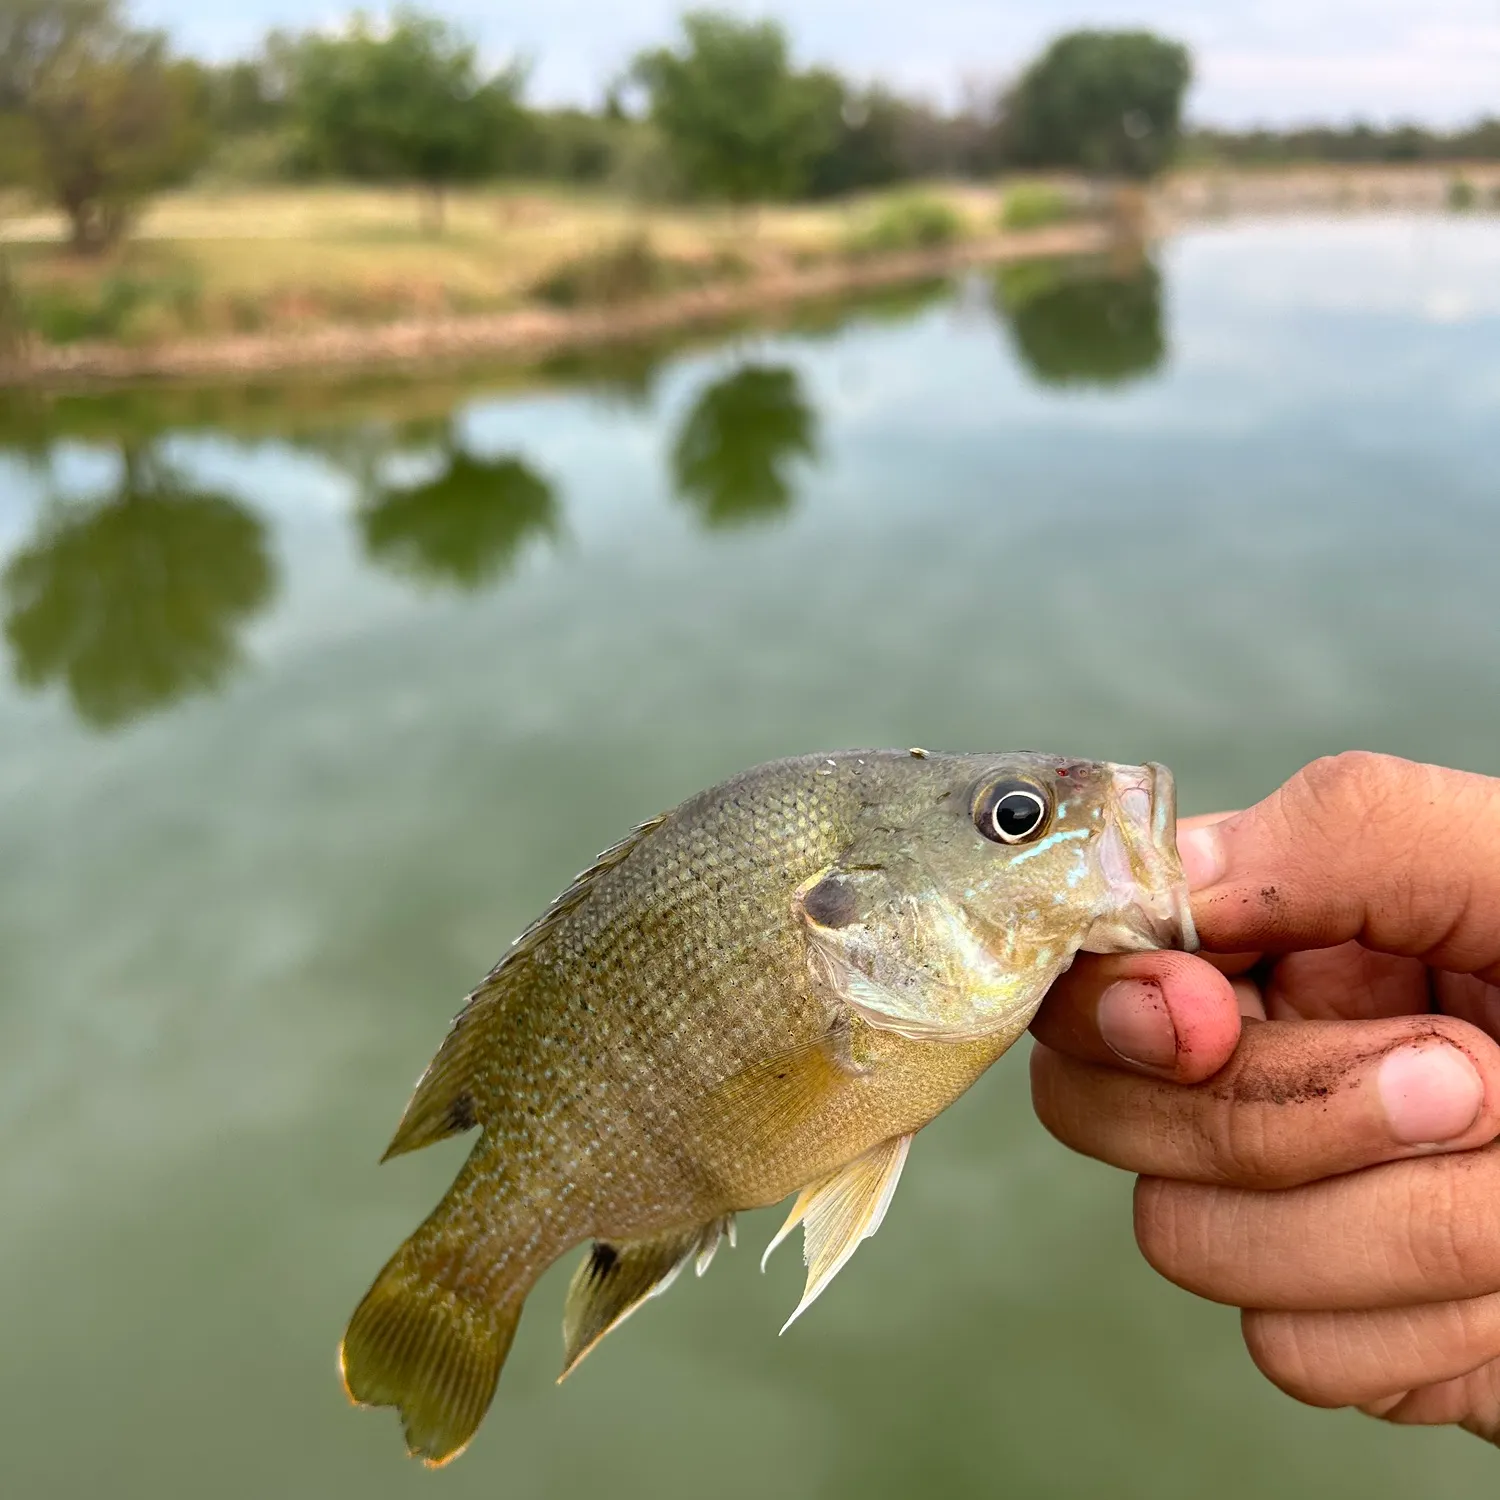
[531,234,674,307]
[999,180,1077,230]
[845,194,965,256]
[18,269,202,345]
[1447,175,1477,211]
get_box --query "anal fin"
[763,1133,912,1333]
[559,1216,735,1380]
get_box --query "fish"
[340,749,1197,1465]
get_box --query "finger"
[1032,1015,1500,1188]
[1134,1140,1500,1311]
[1232,977,1267,1021]
[1030,951,1241,1082]
[1243,1296,1500,1409]
[1362,1362,1500,1440]
[1435,971,1500,1044]
[1180,753,1500,981]
[1264,944,1432,1022]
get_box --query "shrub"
[1447,175,1476,211]
[531,234,675,307]
[999,180,1077,230]
[845,194,965,257]
[18,269,202,345]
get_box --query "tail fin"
[339,1232,527,1467]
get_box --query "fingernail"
[1097,980,1178,1069]
[1178,825,1226,891]
[1378,1044,1484,1146]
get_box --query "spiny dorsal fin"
[558,1217,733,1380]
[381,812,670,1161]
[762,1133,912,1333]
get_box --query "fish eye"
[976,780,1052,845]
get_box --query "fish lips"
[1080,761,1199,955]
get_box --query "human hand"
[1030,752,1500,1441]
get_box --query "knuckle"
[1289,751,1416,835]
[1241,1310,1346,1408]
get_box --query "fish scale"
[340,749,1195,1466]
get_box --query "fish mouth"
[1081,762,1199,955]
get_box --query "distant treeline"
[1187,120,1500,167]
[2,1,1496,254]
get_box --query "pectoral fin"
[764,1133,913,1333]
[700,1030,865,1155]
[559,1216,734,1380]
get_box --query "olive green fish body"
[341,750,1195,1465]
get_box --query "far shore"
[1,162,1495,391]
[0,221,1117,390]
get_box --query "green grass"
[844,194,967,257]
[999,180,1079,230]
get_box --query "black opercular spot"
[802,875,860,929]
[445,1092,477,1132]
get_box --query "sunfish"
[341,749,1196,1464]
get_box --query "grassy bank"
[0,179,1111,385]
[0,182,1075,347]
[1,164,1492,386]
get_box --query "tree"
[1001,30,1192,179]
[0,0,207,252]
[631,12,835,203]
[670,363,817,527]
[277,9,524,233]
[3,446,276,729]
[0,0,108,107]
[360,431,559,590]
[993,256,1166,387]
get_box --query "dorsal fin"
[381,812,670,1161]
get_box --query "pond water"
[2,215,1499,1500]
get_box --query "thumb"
[1181,753,1500,982]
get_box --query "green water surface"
[2,217,1499,1498]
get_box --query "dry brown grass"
[0,182,1007,347]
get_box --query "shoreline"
[0,222,1114,391]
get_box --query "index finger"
[1181,754,1500,981]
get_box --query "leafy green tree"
[993,256,1166,387]
[3,446,276,729]
[0,0,107,107]
[671,363,817,527]
[360,431,559,590]
[276,8,524,232]
[631,12,835,202]
[0,0,207,252]
[1001,30,1192,179]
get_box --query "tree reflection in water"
[993,253,1166,387]
[2,445,276,730]
[359,428,560,592]
[670,362,817,528]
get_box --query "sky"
[132,0,1500,128]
